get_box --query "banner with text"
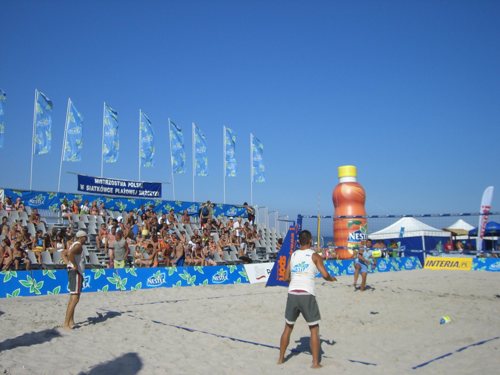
[77,175,161,198]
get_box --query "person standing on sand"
[353,239,376,291]
[278,230,337,369]
[63,230,87,330]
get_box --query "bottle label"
[347,220,367,251]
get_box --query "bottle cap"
[338,165,357,178]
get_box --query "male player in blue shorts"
[353,239,376,291]
[278,230,337,368]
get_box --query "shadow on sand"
[75,310,123,329]
[0,328,61,352]
[285,337,336,362]
[79,352,143,375]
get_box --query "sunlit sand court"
[0,269,499,374]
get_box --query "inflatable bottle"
[332,165,367,259]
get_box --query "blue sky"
[1,0,499,230]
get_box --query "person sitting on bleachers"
[0,216,10,237]
[205,238,219,266]
[14,197,25,212]
[70,200,80,215]
[167,209,177,225]
[98,202,106,217]
[1,238,13,270]
[192,239,204,266]
[32,230,45,263]
[12,241,30,270]
[181,210,191,224]
[29,208,41,226]
[80,200,90,215]
[89,201,99,215]
[60,199,72,222]
[4,196,13,212]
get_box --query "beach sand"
[1,269,499,374]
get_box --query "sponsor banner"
[266,226,299,287]
[323,256,422,277]
[473,258,500,272]
[2,188,247,218]
[77,175,162,198]
[424,256,472,271]
[244,263,274,284]
[0,265,249,299]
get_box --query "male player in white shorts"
[278,230,337,368]
[63,230,87,330]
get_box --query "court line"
[411,336,500,370]
[114,309,377,367]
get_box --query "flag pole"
[192,122,195,202]
[100,102,105,177]
[29,89,38,191]
[138,109,142,181]
[168,118,175,200]
[57,98,71,192]
[250,133,253,206]
[223,125,226,204]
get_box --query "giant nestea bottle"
[333,165,367,259]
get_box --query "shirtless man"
[63,230,87,330]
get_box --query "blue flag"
[140,111,155,168]
[103,103,119,163]
[0,89,6,148]
[169,120,186,174]
[63,99,83,162]
[34,90,53,155]
[224,127,237,177]
[266,226,299,287]
[251,134,265,183]
[194,123,208,176]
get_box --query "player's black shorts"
[68,269,83,295]
[285,293,321,326]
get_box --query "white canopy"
[442,219,475,236]
[369,217,450,240]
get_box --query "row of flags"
[1,89,265,182]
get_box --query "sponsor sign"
[266,226,298,287]
[77,174,162,198]
[424,256,472,271]
[244,263,273,284]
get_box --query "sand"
[0,269,499,375]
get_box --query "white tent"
[443,219,475,237]
[369,217,450,251]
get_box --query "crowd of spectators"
[0,196,267,271]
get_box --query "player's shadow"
[79,352,143,375]
[75,310,123,329]
[285,337,336,362]
[0,328,61,352]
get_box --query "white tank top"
[288,249,318,296]
[70,242,86,275]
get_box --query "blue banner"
[169,120,186,174]
[266,226,299,287]
[251,134,265,183]
[194,123,208,176]
[0,265,249,298]
[34,90,53,155]
[0,89,6,148]
[473,258,500,272]
[2,188,248,218]
[77,175,162,198]
[103,103,119,163]
[140,111,155,168]
[63,98,83,162]
[224,126,237,177]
